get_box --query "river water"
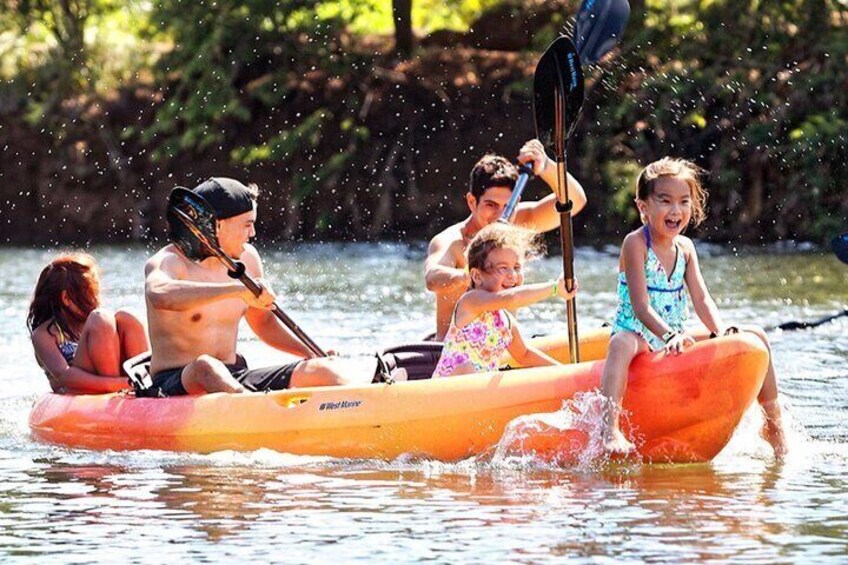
[1,243,846,563]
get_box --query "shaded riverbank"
[2,1,846,246]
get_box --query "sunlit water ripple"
[0,243,846,562]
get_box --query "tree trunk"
[49,0,90,105]
[392,0,413,58]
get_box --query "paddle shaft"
[775,309,848,331]
[171,207,327,358]
[555,160,580,363]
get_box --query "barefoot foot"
[761,400,788,458]
[602,428,636,455]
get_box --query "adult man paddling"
[144,177,363,395]
[424,140,588,340]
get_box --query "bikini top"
[55,324,78,364]
[433,308,513,377]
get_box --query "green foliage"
[578,0,848,242]
[413,0,503,32]
[143,0,383,234]
[2,0,846,242]
[232,110,332,166]
[0,0,157,117]
[603,160,643,227]
[299,0,506,35]
[142,0,364,156]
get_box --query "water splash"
[718,395,808,466]
[490,391,643,472]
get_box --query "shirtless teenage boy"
[424,140,588,340]
[145,177,364,395]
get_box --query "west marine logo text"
[567,52,579,89]
[319,400,363,411]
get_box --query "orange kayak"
[28,331,768,462]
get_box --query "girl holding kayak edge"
[27,253,150,394]
[600,158,788,457]
[432,223,577,378]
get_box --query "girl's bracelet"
[552,282,559,297]
[662,330,679,344]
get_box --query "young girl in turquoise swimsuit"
[433,223,577,378]
[601,158,787,456]
[27,253,149,394]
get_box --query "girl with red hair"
[27,252,149,394]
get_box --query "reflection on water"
[0,244,847,561]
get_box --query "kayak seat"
[380,342,443,381]
[122,350,154,394]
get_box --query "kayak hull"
[28,333,768,463]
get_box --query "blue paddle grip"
[499,164,535,223]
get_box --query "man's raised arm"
[144,250,248,311]
[424,234,469,293]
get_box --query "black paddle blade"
[574,0,630,65]
[167,187,219,261]
[833,232,848,265]
[533,36,585,159]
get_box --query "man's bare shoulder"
[428,223,465,253]
[145,244,188,277]
[240,244,262,274]
[241,243,261,262]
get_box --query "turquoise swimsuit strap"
[645,225,685,289]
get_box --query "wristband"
[552,282,559,297]
[662,330,678,344]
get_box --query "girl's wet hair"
[27,252,102,339]
[466,223,542,288]
[469,154,518,200]
[636,157,708,226]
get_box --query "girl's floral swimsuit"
[433,309,513,377]
[611,226,689,351]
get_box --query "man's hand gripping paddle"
[499,0,630,223]
[168,187,327,358]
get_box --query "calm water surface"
[0,243,846,563]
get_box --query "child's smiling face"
[637,176,693,238]
[471,247,525,292]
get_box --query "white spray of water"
[490,390,643,472]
